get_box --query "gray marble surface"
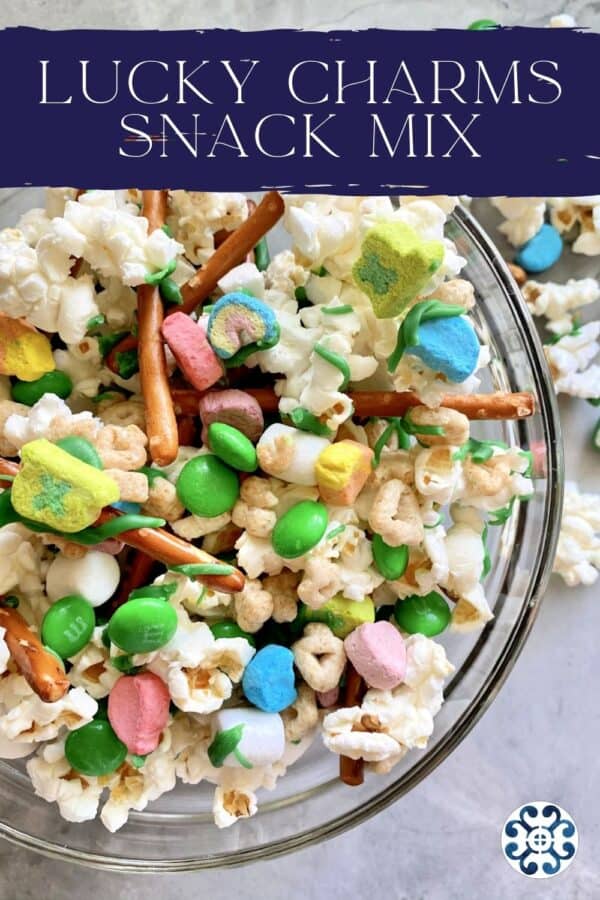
[1,1,599,898]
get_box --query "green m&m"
[208,423,257,473]
[11,370,73,406]
[107,596,178,654]
[394,591,451,637]
[55,435,103,469]
[65,719,127,776]
[209,619,256,646]
[176,454,239,517]
[41,595,96,659]
[271,500,328,559]
[372,535,409,581]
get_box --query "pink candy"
[198,388,264,444]
[161,312,223,392]
[316,687,339,708]
[344,621,406,690]
[107,672,170,755]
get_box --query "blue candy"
[242,644,297,713]
[514,223,563,273]
[406,315,480,383]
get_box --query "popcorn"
[491,197,546,247]
[523,277,600,335]
[322,634,454,769]
[0,626,9,674]
[27,739,104,824]
[3,393,101,449]
[0,686,97,743]
[68,627,121,699]
[168,190,248,265]
[553,482,600,586]
[544,322,600,398]
[47,191,183,285]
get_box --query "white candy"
[256,424,330,485]
[46,551,120,607]
[210,708,285,769]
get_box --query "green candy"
[207,423,257,473]
[159,277,183,305]
[55,436,103,469]
[468,18,499,29]
[41,594,96,659]
[372,535,409,581]
[209,619,256,646]
[176,455,239,517]
[272,500,328,559]
[65,719,127,776]
[394,591,451,637]
[107,596,178,654]
[11,370,73,406]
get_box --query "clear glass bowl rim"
[0,203,564,872]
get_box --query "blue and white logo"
[501,802,578,878]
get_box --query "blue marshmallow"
[242,644,297,713]
[514,223,563,273]
[406,315,480,383]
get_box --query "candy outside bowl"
[0,192,563,871]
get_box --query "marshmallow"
[46,550,121,607]
[208,707,285,768]
[344,621,407,690]
[257,423,330,486]
[315,440,374,505]
[242,644,297,713]
[107,672,171,755]
[515,223,563,273]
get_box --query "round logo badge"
[501,802,578,879]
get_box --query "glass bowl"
[0,195,563,871]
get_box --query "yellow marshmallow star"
[11,439,120,533]
[315,440,374,506]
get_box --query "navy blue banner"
[0,26,597,194]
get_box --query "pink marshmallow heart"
[344,621,407,690]
[108,672,170,755]
[161,312,223,392]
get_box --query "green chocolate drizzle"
[452,438,508,464]
[287,407,333,437]
[322,305,354,316]
[168,563,235,577]
[208,723,250,768]
[313,343,351,391]
[387,300,464,373]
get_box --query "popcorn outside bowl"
[0,192,562,871]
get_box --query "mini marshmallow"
[209,707,285,768]
[256,423,330,486]
[46,550,121,607]
[344,621,407,690]
[406,316,480,383]
[515,223,563,273]
[242,644,297,713]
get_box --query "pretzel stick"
[177,415,197,445]
[340,662,367,786]
[0,605,70,702]
[110,549,156,611]
[176,191,285,315]
[95,509,245,594]
[137,189,179,466]
[170,387,536,421]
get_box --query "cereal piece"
[171,511,231,541]
[256,424,330,485]
[263,570,300,623]
[292,623,346,692]
[95,424,148,470]
[141,476,185,522]
[315,440,373,506]
[207,292,279,360]
[344,621,406,690]
[433,278,475,310]
[281,683,319,742]
[242,645,296,713]
[104,468,149,503]
[99,400,146,430]
[161,312,223,391]
[0,313,55,381]
[368,480,424,547]
[11,439,120,533]
[408,406,470,447]
[198,389,264,444]
[232,499,276,538]
[0,400,29,456]
[46,550,121,607]
[209,707,285,768]
[352,222,444,319]
[405,316,479,383]
[107,672,171,755]
[515,223,563,273]
[234,578,273,633]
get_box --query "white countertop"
[0,1,599,897]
